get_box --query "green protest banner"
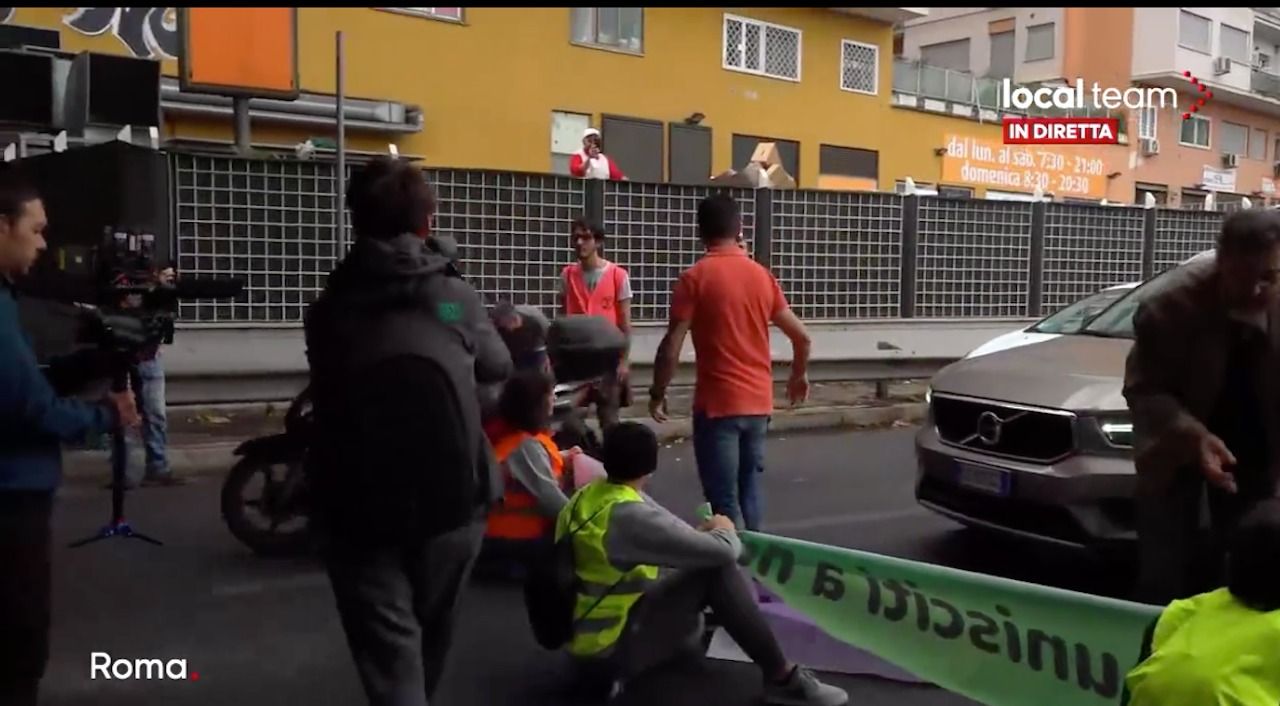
[739,532,1163,706]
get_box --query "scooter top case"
[547,314,626,383]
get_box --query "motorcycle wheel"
[220,457,312,558]
[552,414,601,458]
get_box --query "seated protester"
[558,422,848,706]
[479,369,575,578]
[1124,498,1280,706]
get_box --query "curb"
[61,402,926,484]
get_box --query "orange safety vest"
[562,261,626,328]
[485,430,565,540]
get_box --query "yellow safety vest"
[554,480,660,658]
[1125,588,1280,706]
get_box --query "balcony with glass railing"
[891,58,1128,137]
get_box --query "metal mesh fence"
[1041,203,1145,310]
[916,197,1033,318]
[772,190,902,319]
[1152,208,1223,273]
[427,169,584,313]
[602,181,755,322]
[172,153,347,324]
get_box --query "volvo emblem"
[975,411,1004,446]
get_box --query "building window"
[382,7,463,22]
[1251,128,1268,160]
[1220,25,1250,64]
[938,185,974,199]
[1178,10,1211,53]
[1135,183,1168,205]
[1221,121,1248,155]
[920,38,970,72]
[840,39,879,95]
[1181,188,1208,209]
[723,14,802,81]
[1180,114,1211,148]
[550,111,592,175]
[571,8,643,53]
[1025,22,1055,61]
[1138,106,1158,141]
[988,30,1014,79]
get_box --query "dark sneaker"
[142,474,189,487]
[764,666,849,706]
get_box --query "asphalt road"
[41,428,1135,706]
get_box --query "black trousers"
[323,520,486,706]
[1134,466,1274,605]
[0,491,53,706]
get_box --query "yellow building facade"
[3,8,912,185]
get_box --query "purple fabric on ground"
[707,583,929,684]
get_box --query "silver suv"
[914,253,1211,552]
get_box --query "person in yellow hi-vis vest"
[555,422,848,706]
[1125,498,1280,706]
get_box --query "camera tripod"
[68,369,163,549]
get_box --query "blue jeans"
[111,354,170,479]
[691,413,769,531]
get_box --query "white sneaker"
[763,666,849,706]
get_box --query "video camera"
[11,142,243,370]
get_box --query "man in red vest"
[560,217,632,430]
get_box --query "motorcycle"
[220,376,605,558]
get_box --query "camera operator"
[0,170,139,705]
[109,266,184,488]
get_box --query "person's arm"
[1123,301,1211,471]
[649,275,693,420]
[505,437,570,516]
[458,282,513,384]
[607,156,626,181]
[768,275,810,404]
[568,153,589,178]
[604,499,740,571]
[0,315,118,442]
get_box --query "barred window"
[1137,106,1157,141]
[723,14,801,81]
[840,39,878,94]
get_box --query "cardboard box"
[750,142,783,168]
[763,163,796,190]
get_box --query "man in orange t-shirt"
[648,194,812,531]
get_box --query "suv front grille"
[932,394,1075,462]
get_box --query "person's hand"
[1199,433,1238,494]
[786,372,810,407]
[699,514,736,533]
[588,144,601,159]
[617,359,630,377]
[649,393,668,423]
[107,390,140,429]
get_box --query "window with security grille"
[571,7,643,53]
[840,39,878,94]
[723,14,801,81]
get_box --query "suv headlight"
[1097,419,1134,448]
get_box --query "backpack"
[523,494,624,650]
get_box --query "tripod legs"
[68,371,164,549]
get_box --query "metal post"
[752,188,773,270]
[1027,199,1047,319]
[899,194,920,318]
[335,31,347,257]
[233,98,251,154]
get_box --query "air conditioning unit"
[1213,56,1232,75]
[1223,152,1240,168]
[1140,138,1160,156]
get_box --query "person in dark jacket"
[304,157,512,706]
[0,169,138,706]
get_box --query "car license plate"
[955,463,1011,497]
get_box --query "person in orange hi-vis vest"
[560,217,633,430]
[478,369,580,579]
